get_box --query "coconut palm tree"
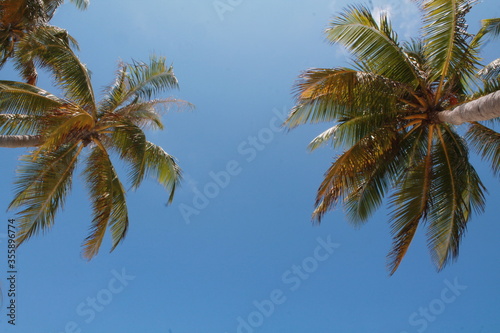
[0,0,88,84]
[285,1,499,274]
[0,40,187,259]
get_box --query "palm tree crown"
[0,0,87,83]
[286,1,500,274]
[0,47,187,259]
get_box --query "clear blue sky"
[1,0,499,332]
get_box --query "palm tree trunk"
[0,135,42,148]
[438,90,500,125]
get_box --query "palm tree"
[0,0,88,84]
[285,1,499,274]
[0,45,187,259]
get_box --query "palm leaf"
[15,27,95,111]
[113,98,193,130]
[35,108,94,153]
[466,122,500,176]
[0,81,64,115]
[421,0,476,98]
[313,126,399,223]
[108,172,128,252]
[98,63,127,114]
[475,18,500,41]
[125,55,179,101]
[478,58,500,82]
[99,57,182,115]
[387,125,434,274]
[308,125,338,151]
[0,114,45,135]
[426,125,485,269]
[142,141,182,204]
[325,4,419,84]
[286,68,401,129]
[67,0,89,10]
[82,144,128,259]
[10,142,82,245]
[106,121,147,189]
[343,127,404,223]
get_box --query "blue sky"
[1,0,500,332]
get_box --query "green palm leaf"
[388,125,435,274]
[83,144,129,259]
[107,121,147,189]
[344,128,403,223]
[313,126,398,223]
[15,27,95,110]
[467,122,500,176]
[113,98,193,130]
[286,68,401,129]
[426,126,485,269]
[325,4,419,84]
[35,108,94,153]
[10,142,82,245]
[125,56,179,100]
[0,81,64,115]
[0,114,45,135]
[99,57,182,117]
[476,18,500,40]
[142,141,182,204]
[421,0,477,97]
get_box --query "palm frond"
[82,143,128,259]
[106,122,147,189]
[343,128,404,223]
[421,0,478,98]
[124,55,179,102]
[68,0,89,10]
[308,125,338,151]
[473,78,500,98]
[42,0,65,20]
[387,125,434,274]
[141,141,182,204]
[0,81,64,115]
[108,172,128,252]
[113,98,193,130]
[98,63,127,114]
[10,142,82,245]
[15,27,95,111]
[0,114,45,135]
[35,108,94,153]
[99,57,181,115]
[313,126,399,223]
[478,58,500,82]
[285,68,401,128]
[426,125,485,269]
[466,122,500,176]
[107,123,181,202]
[475,18,500,41]
[326,4,419,84]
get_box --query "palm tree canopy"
[0,50,189,259]
[286,1,499,274]
[0,0,86,83]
